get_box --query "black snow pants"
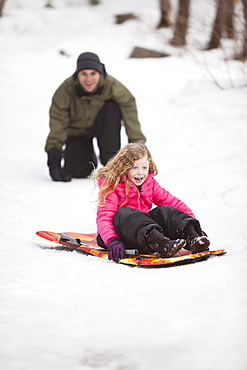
[63,99,122,178]
[98,205,203,254]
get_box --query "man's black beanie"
[76,52,104,74]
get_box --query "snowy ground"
[0,1,247,369]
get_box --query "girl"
[96,142,210,263]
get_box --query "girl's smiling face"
[126,155,150,186]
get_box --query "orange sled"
[36,230,226,268]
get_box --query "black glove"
[47,148,72,182]
[108,238,125,263]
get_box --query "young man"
[45,52,146,182]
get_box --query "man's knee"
[103,99,121,115]
[64,135,97,178]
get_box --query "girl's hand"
[108,238,125,263]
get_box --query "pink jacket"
[96,173,195,245]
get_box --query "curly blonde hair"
[96,141,158,206]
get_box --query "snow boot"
[184,222,210,253]
[146,228,186,258]
[186,236,210,254]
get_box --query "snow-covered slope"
[0,1,247,369]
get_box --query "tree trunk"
[0,0,7,17]
[206,0,235,50]
[156,0,171,28]
[170,0,190,46]
[207,0,224,49]
[224,0,235,39]
[241,0,247,58]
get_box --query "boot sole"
[157,239,186,258]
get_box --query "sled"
[36,231,226,268]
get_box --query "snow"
[0,0,247,369]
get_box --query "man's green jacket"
[45,74,146,152]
